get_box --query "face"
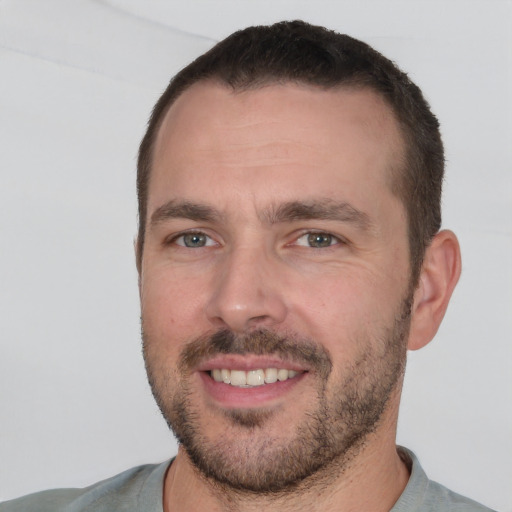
[140,82,413,492]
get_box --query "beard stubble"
[142,292,412,495]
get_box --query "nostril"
[247,314,273,327]
[205,262,288,332]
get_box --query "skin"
[138,82,461,511]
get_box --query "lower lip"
[199,371,306,408]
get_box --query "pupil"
[308,233,331,248]
[184,233,206,247]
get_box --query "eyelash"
[168,231,217,248]
[166,230,345,250]
[293,231,344,249]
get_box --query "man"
[1,20,495,512]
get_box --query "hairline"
[137,77,413,272]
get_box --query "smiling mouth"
[209,368,304,387]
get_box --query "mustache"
[179,329,332,379]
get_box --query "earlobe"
[407,230,462,351]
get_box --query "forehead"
[150,81,405,216]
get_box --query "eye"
[174,232,215,248]
[295,232,340,248]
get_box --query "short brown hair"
[137,20,444,283]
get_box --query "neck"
[163,414,410,512]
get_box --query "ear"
[407,230,461,351]
[134,238,142,296]
[134,237,141,272]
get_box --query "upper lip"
[196,355,309,373]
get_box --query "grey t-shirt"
[0,449,496,511]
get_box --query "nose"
[205,246,288,333]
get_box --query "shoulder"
[393,448,497,512]
[423,479,497,512]
[0,461,171,512]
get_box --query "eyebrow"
[262,200,373,231]
[150,198,373,231]
[150,200,221,225]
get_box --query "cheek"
[140,267,211,363]
[292,268,395,322]
[142,263,208,319]
[289,268,405,356]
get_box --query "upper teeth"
[211,368,300,387]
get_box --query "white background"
[0,1,510,510]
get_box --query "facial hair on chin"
[142,293,412,494]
